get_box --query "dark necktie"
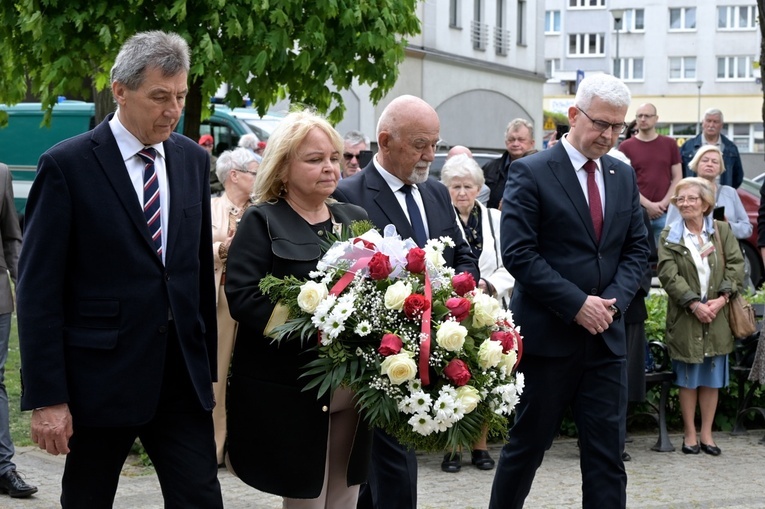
[401,184,427,247]
[137,148,163,257]
[584,159,603,242]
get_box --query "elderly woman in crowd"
[658,177,744,456]
[210,147,258,466]
[224,110,371,508]
[238,133,264,163]
[438,153,514,473]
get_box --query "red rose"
[378,333,403,356]
[405,247,427,273]
[403,293,430,319]
[353,237,376,250]
[452,272,477,296]
[443,358,471,386]
[491,329,520,353]
[367,252,392,280]
[445,297,471,322]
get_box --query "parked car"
[429,151,502,179]
[736,178,763,287]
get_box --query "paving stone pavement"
[4,431,765,508]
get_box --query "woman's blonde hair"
[670,177,715,216]
[253,109,342,203]
[689,145,726,175]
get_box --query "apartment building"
[336,0,547,152]
[543,0,762,163]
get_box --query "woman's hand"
[692,297,726,323]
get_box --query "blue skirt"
[672,354,729,389]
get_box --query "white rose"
[436,321,467,352]
[472,292,501,328]
[477,339,504,369]
[498,351,518,373]
[380,351,418,385]
[455,385,481,414]
[384,281,412,310]
[426,248,446,268]
[296,281,329,313]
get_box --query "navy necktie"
[137,148,162,257]
[401,184,427,247]
[584,159,603,242]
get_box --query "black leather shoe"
[681,440,700,455]
[441,453,461,472]
[0,469,38,498]
[471,449,495,470]
[700,442,721,456]
[621,450,631,462]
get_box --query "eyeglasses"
[636,114,656,120]
[235,167,257,175]
[343,153,360,161]
[576,107,628,134]
[675,195,700,205]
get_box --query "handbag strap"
[713,220,725,271]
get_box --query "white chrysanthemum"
[322,313,346,340]
[439,385,458,399]
[398,397,415,415]
[332,301,356,321]
[408,379,423,393]
[433,393,457,422]
[354,320,372,336]
[408,413,435,436]
[314,294,337,317]
[515,372,525,395]
[408,391,432,413]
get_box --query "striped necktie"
[137,148,162,257]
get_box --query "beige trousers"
[213,285,237,464]
[282,387,361,509]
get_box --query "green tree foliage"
[0,0,421,136]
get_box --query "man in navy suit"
[334,95,478,509]
[16,31,223,508]
[489,74,649,509]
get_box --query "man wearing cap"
[199,134,222,195]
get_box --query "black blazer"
[17,115,218,425]
[334,162,479,280]
[225,199,371,499]
[501,143,650,357]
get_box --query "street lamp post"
[610,9,624,78]
[696,80,704,135]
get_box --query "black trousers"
[489,336,627,509]
[60,326,223,509]
[356,428,417,509]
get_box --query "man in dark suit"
[16,31,223,508]
[489,74,649,509]
[334,95,478,509]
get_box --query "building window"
[669,7,696,31]
[450,0,461,28]
[545,58,561,78]
[472,0,488,50]
[517,0,526,46]
[732,123,751,152]
[495,0,510,55]
[718,5,757,30]
[625,8,645,31]
[669,56,696,80]
[569,0,605,8]
[568,33,605,56]
[614,58,644,81]
[717,56,755,80]
[545,10,561,34]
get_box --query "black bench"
[638,340,675,452]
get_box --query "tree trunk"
[184,78,203,143]
[760,0,765,160]
[93,86,115,125]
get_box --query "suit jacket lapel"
[366,166,416,241]
[91,119,161,258]
[600,156,620,242]
[163,136,184,265]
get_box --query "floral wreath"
[261,222,524,452]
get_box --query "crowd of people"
[1,28,765,509]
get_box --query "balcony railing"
[471,19,488,51]
[494,27,510,56]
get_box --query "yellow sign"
[543,118,556,130]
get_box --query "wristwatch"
[609,304,620,318]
